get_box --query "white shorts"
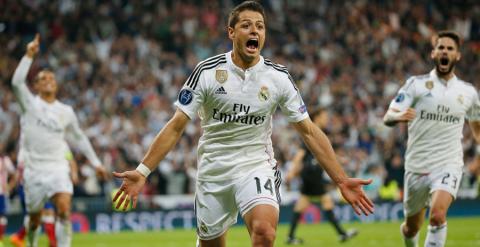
[403,167,462,217]
[24,168,72,213]
[195,166,281,240]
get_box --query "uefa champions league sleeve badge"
[178,89,193,105]
[395,93,405,103]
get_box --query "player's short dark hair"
[433,30,462,49]
[228,1,266,28]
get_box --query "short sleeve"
[466,90,480,121]
[389,77,416,111]
[174,65,206,120]
[279,74,309,122]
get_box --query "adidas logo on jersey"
[215,87,227,95]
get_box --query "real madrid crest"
[200,221,208,233]
[258,86,269,101]
[215,70,228,84]
[425,80,434,90]
[457,95,464,105]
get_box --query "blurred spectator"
[0,0,479,201]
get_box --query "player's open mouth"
[246,39,259,53]
[440,57,449,66]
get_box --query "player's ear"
[456,52,461,62]
[430,50,435,60]
[227,26,235,40]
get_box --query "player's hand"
[284,172,294,184]
[95,166,109,181]
[337,177,374,216]
[398,108,416,122]
[26,34,40,58]
[112,170,146,211]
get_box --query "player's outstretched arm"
[11,34,40,113]
[292,118,374,216]
[383,107,416,126]
[113,108,190,210]
[66,111,107,180]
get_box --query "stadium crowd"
[0,0,479,203]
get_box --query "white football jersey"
[389,69,480,173]
[12,56,101,172]
[175,51,308,181]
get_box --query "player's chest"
[417,82,470,114]
[32,104,68,131]
[207,73,277,113]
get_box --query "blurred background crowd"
[1,0,479,206]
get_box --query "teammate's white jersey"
[12,56,101,172]
[175,51,308,181]
[389,69,480,173]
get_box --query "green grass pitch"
[5,217,480,247]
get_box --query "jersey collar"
[36,95,58,106]
[226,51,264,74]
[430,69,457,86]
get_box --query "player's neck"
[231,50,260,70]
[435,69,455,82]
[39,93,56,103]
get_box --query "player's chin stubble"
[434,58,456,76]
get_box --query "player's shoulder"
[457,79,478,99]
[263,58,290,77]
[412,73,431,81]
[402,73,430,89]
[186,53,228,90]
[262,58,297,87]
[408,73,431,84]
[263,58,300,93]
[456,78,476,92]
[55,100,75,113]
[194,53,228,72]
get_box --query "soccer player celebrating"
[113,2,374,246]
[11,34,108,247]
[384,30,480,247]
[285,108,358,245]
[11,147,79,247]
